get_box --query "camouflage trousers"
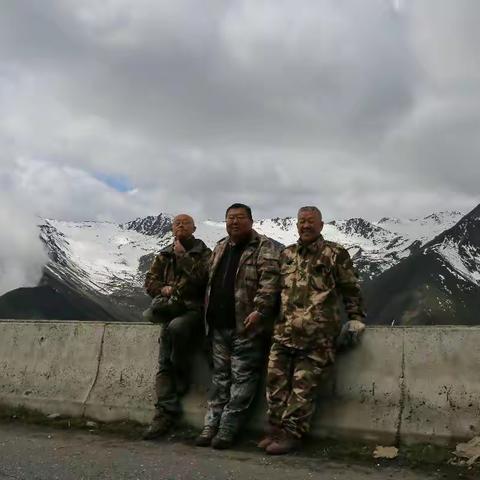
[266,339,335,438]
[155,310,202,418]
[203,329,265,436]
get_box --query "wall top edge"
[0,320,479,330]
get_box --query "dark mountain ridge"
[364,203,480,325]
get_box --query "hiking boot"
[257,425,282,450]
[265,430,301,455]
[142,415,173,440]
[195,425,218,447]
[211,429,235,450]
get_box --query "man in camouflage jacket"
[143,214,211,440]
[259,206,366,455]
[195,203,280,450]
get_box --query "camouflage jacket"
[274,234,365,350]
[205,230,280,338]
[144,237,211,313]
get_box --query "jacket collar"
[160,236,206,255]
[217,229,261,249]
[297,234,325,255]
[211,230,261,276]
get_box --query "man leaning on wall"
[143,214,211,439]
[195,203,280,450]
[259,206,366,455]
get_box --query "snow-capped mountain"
[364,204,480,325]
[37,219,174,321]
[41,219,168,296]
[121,213,172,237]
[254,212,464,280]
[0,206,477,324]
[117,211,465,281]
[375,211,464,249]
[433,208,480,288]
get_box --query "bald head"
[172,213,196,241]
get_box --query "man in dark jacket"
[143,214,211,439]
[195,203,280,449]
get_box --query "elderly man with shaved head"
[143,214,211,439]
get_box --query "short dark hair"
[225,203,253,221]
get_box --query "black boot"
[195,425,218,447]
[211,428,235,450]
[143,415,174,440]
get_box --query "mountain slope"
[37,219,169,321]
[0,207,475,323]
[0,269,117,321]
[364,204,480,325]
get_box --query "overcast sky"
[1,1,480,291]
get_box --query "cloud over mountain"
[0,0,478,225]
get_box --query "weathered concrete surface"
[0,422,450,480]
[401,327,480,444]
[2,320,480,446]
[83,323,159,424]
[314,328,404,445]
[0,320,104,417]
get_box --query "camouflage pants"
[203,329,264,435]
[155,310,202,418]
[266,340,335,438]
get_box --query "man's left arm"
[334,247,366,321]
[245,241,281,330]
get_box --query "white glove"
[336,320,366,350]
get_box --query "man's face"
[172,214,195,240]
[226,208,253,241]
[297,210,323,244]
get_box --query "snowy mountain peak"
[466,203,480,220]
[424,204,480,288]
[121,213,172,236]
[257,217,296,231]
[29,206,480,323]
[378,216,401,225]
[423,211,463,224]
[429,204,480,244]
[373,210,464,243]
[329,218,388,240]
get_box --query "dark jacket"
[145,237,211,313]
[205,230,280,337]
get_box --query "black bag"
[143,292,187,323]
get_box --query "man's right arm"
[175,246,212,288]
[334,247,366,321]
[252,239,281,319]
[144,255,166,298]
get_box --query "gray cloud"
[0,0,478,227]
[0,185,48,295]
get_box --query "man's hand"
[244,311,262,330]
[161,285,173,297]
[174,238,186,255]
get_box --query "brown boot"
[265,430,301,455]
[257,425,282,450]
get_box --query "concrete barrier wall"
[0,321,105,417]
[1,320,479,445]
